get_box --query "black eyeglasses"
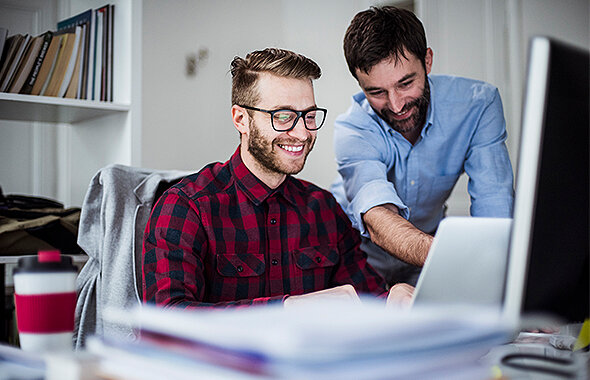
[239,105,327,132]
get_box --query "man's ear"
[424,48,433,75]
[232,104,250,135]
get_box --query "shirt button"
[271,259,278,265]
[270,218,277,225]
[237,265,243,272]
[315,257,322,263]
[410,180,415,186]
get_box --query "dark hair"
[343,6,427,79]
[230,48,321,107]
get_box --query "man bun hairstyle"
[343,6,427,79]
[231,48,321,107]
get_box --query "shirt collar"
[421,76,435,137]
[229,146,298,207]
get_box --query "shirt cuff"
[470,195,514,218]
[349,180,409,237]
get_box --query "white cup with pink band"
[13,250,78,352]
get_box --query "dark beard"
[247,121,314,176]
[381,79,430,134]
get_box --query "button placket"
[266,199,283,294]
[406,149,419,207]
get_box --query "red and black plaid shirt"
[142,147,387,308]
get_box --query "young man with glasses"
[331,6,515,286]
[142,48,413,308]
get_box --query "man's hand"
[363,204,433,266]
[386,283,415,308]
[284,284,361,307]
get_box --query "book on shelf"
[56,25,82,97]
[57,25,82,97]
[7,33,45,93]
[0,34,23,89]
[93,7,105,101]
[0,34,20,85]
[73,23,87,99]
[58,8,93,99]
[106,4,114,102]
[84,9,96,99]
[42,28,77,97]
[64,25,85,99]
[0,27,8,65]
[29,34,61,96]
[19,31,53,95]
[0,34,31,92]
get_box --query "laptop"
[411,216,512,309]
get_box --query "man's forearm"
[362,204,433,266]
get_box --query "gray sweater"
[74,164,189,349]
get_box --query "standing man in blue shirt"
[331,6,514,286]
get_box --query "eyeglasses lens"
[272,109,326,131]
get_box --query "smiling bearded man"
[331,6,514,286]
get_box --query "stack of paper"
[88,299,511,379]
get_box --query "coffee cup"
[13,250,78,352]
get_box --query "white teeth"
[279,144,303,152]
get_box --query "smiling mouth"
[278,144,304,153]
[392,107,413,120]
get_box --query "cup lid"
[13,250,77,274]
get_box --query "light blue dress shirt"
[331,75,514,284]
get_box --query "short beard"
[247,120,315,176]
[381,78,430,134]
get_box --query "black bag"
[0,187,82,255]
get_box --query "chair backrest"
[74,164,189,349]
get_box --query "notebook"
[411,217,512,309]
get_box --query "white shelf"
[0,93,130,124]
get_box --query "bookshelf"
[0,93,128,123]
[0,0,141,206]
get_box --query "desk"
[0,254,89,344]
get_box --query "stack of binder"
[88,300,511,379]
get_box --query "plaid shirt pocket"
[292,246,340,293]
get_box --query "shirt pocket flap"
[216,253,265,277]
[294,246,339,270]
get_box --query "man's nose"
[388,91,405,113]
[287,117,310,139]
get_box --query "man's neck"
[239,147,286,189]
[401,126,423,145]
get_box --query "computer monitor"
[503,36,589,328]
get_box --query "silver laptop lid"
[411,217,512,309]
